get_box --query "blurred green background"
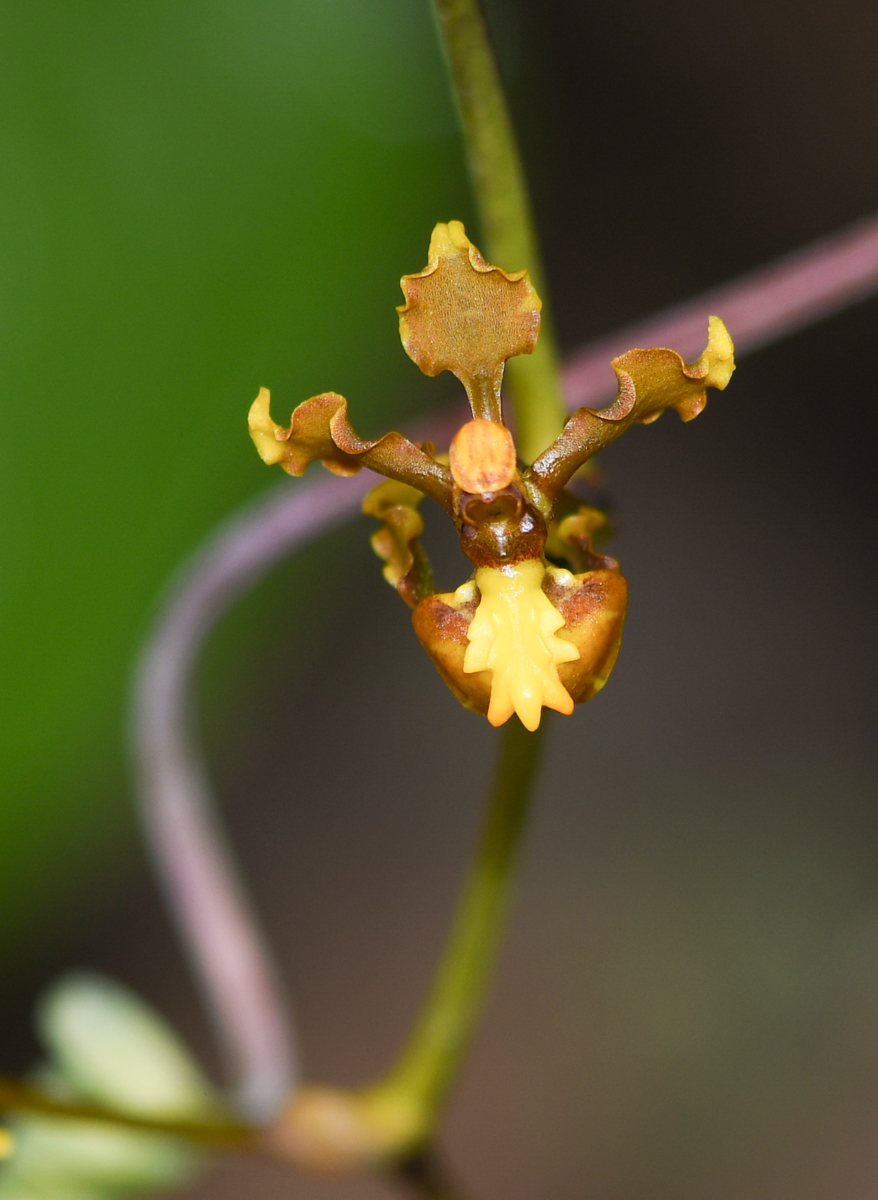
[3,2,878,1199]
[0,0,472,944]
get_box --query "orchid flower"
[249,220,734,731]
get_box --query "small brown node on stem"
[449,419,516,493]
[261,1084,427,1174]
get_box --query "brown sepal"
[249,388,453,509]
[249,389,362,477]
[545,504,619,574]
[528,316,735,501]
[363,480,435,610]
[398,221,541,422]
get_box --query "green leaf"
[37,974,220,1120]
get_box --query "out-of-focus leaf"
[37,974,221,1119]
[0,1111,196,1197]
[0,974,224,1198]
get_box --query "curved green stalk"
[264,722,548,1169]
[381,717,547,1124]
[431,0,567,461]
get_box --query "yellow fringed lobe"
[462,560,579,731]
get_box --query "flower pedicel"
[249,221,735,730]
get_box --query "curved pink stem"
[564,210,878,408]
[131,471,376,1118]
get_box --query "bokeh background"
[2,1,878,1197]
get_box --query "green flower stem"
[431,0,567,461]
[379,717,546,1130]
[0,1076,256,1152]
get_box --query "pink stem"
[131,471,376,1118]
[130,209,878,1118]
[563,210,878,408]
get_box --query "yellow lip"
[461,559,579,731]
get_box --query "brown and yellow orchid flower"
[249,220,735,731]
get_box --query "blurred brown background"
[2,1,878,1197]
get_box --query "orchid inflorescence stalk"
[249,219,735,732]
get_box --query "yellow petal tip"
[248,387,288,466]
[702,316,736,390]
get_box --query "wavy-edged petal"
[362,480,435,609]
[528,316,734,500]
[248,388,361,477]
[248,388,453,509]
[544,504,619,575]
